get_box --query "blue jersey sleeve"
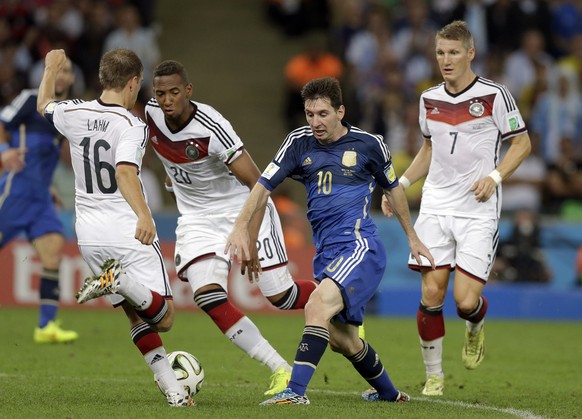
[367,137,399,190]
[258,129,304,190]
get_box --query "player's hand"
[225,226,252,265]
[44,49,67,71]
[0,147,26,172]
[409,236,435,270]
[381,194,394,217]
[135,215,156,245]
[470,176,497,203]
[241,255,262,284]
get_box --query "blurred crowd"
[269,0,582,219]
[0,0,164,210]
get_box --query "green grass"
[1,307,580,418]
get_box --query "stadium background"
[1,0,581,320]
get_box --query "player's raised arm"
[37,49,67,117]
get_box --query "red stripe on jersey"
[424,93,495,126]
[147,113,209,163]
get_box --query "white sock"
[466,319,484,335]
[224,316,290,373]
[117,272,153,310]
[145,347,183,394]
[419,336,444,378]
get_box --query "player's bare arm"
[470,132,531,203]
[383,186,435,269]
[116,163,156,245]
[37,49,67,117]
[226,182,271,266]
[228,150,268,281]
[382,139,432,217]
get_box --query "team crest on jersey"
[185,144,200,160]
[342,151,357,167]
[469,101,484,117]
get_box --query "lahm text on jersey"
[87,119,110,132]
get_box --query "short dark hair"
[436,20,474,50]
[153,60,190,85]
[300,77,343,110]
[99,49,143,90]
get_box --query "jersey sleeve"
[258,132,301,191]
[43,100,68,137]
[492,85,527,140]
[116,123,148,170]
[203,106,244,164]
[0,90,36,129]
[368,136,399,190]
[418,96,431,139]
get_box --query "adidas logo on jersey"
[431,107,440,115]
[302,157,312,166]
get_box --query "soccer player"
[144,60,318,395]
[37,49,194,407]
[0,58,78,344]
[226,77,434,405]
[383,20,531,396]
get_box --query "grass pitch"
[1,307,580,418]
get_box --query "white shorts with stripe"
[408,213,499,282]
[174,198,293,296]
[79,240,172,306]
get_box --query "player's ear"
[186,83,193,98]
[337,105,345,120]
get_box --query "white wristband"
[399,175,411,189]
[164,183,174,193]
[488,169,502,185]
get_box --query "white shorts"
[174,198,288,279]
[409,213,498,282]
[79,240,172,306]
[186,258,294,297]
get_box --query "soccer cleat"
[361,389,410,403]
[76,259,123,304]
[260,388,310,405]
[166,391,195,407]
[358,323,366,340]
[33,320,79,344]
[462,326,485,369]
[264,367,291,396]
[422,374,444,396]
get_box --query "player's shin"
[288,325,329,396]
[346,340,399,401]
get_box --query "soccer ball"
[161,351,205,396]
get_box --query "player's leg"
[261,277,341,405]
[409,213,454,396]
[32,232,79,343]
[452,217,496,370]
[256,199,317,311]
[417,268,450,395]
[188,258,292,393]
[79,244,192,407]
[121,302,193,407]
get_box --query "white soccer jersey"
[419,77,527,219]
[45,99,149,245]
[144,99,248,216]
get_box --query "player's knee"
[455,296,479,314]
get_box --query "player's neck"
[100,89,128,109]
[445,71,476,94]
